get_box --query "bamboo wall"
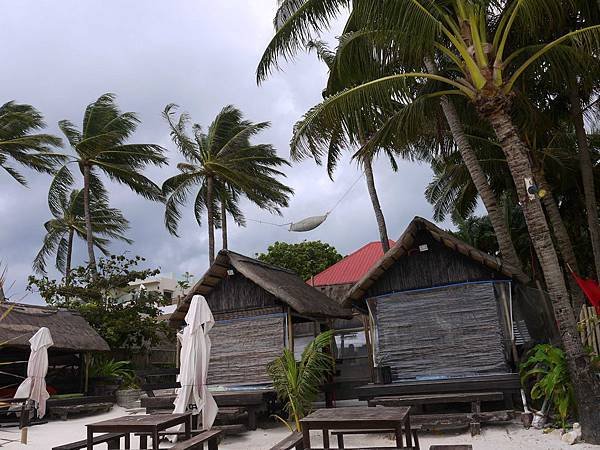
[579,306,600,357]
[370,282,509,381]
[207,312,286,385]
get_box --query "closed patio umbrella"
[14,327,53,418]
[173,295,218,431]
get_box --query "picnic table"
[300,406,413,449]
[86,413,191,450]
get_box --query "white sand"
[1,406,598,449]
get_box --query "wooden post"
[84,353,90,394]
[287,307,294,353]
[362,314,375,383]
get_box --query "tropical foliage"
[28,255,170,353]
[51,93,166,273]
[257,0,600,440]
[0,101,63,186]
[162,104,293,264]
[33,189,131,277]
[257,240,342,280]
[521,344,575,428]
[268,330,335,431]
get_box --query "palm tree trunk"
[363,158,390,252]
[569,86,600,281]
[221,201,228,250]
[82,164,97,276]
[206,176,215,265]
[479,97,600,442]
[423,57,526,280]
[65,228,74,283]
[533,169,585,311]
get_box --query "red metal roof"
[309,240,395,286]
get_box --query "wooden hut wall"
[205,272,279,314]
[207,313,286,385]
[369,282,509,381]
[366,230,509,298]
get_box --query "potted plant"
[115,372,143,409]
[88,357,132,397]
[267,330,335,431]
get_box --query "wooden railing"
[579,306,600,356]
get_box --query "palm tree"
[0,101,63,185]
[51,93,166,274]
[162,104,293,264]
[302,40,392,252]
[268,330,335,431]
[33,188,131,278]
[257,0,600,440]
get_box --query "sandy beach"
[1,406,598,449]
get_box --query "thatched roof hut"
[344,216,528,308]
[0,302,109,353]
[170,250,352,327]
[169,250,351,386]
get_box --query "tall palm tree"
[50,93,166,274]
[162,104,293,264]
[0,101,63,185]
[257,0,600,440]
[303,40,392,251]
[33,189,131,278]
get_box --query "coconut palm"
[257,0,600,439]
[50,93,166,274]
[303,40,392,251]
[268,330,335,431]
[33,188,131,278]
[162,104,293,264]
[0,102,63,185]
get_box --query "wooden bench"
[331,425,421,449]
[51,432,128,450]
[169,429,222,450]
[269,431,303,450]
[429,446,472,450]
[369,392,504,436]
[0,398,32,429]
[48,402,113,421]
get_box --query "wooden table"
[86,413,191,450]
[300,406,412,449]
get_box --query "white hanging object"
[289,214,329,232]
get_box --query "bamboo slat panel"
[371,282,509,381]
[579,307,600,356]
[208,313,286,385]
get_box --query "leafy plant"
[89,357,132,380]
[268,330,335,431]
[521,344,575,428]
[28,255,171,353]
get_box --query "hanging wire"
[245,170,365,228]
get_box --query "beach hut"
[309,240,395,398]
[342,217,547,406]
[169,250,352,387]
[0,303,109,397]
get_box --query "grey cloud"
[1,1,449,304]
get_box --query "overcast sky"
[1,1,452,304]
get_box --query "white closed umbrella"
[14,327,53,418]
[173,295,218,431]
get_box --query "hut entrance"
[368,281,510,382]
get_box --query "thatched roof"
[0,302,109,352]
[344,216,528,307]
[170,250,352,327]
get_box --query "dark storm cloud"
[0,1,447,304]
